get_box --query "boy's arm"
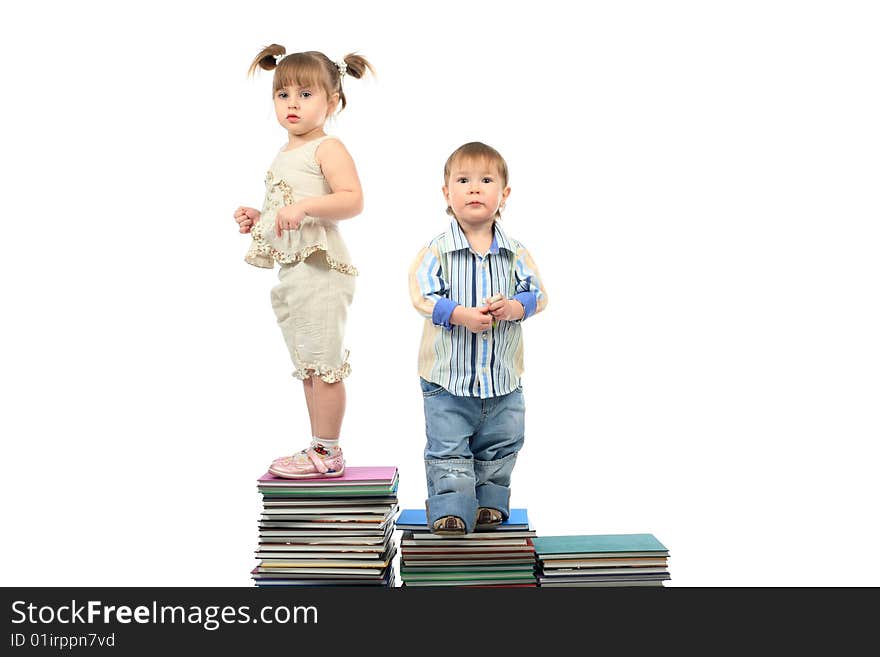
[511,246,548,320]
[409,244,458,329]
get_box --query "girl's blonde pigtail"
[341,53,375,80]
[334,53,374,111]
[248,44,286,77]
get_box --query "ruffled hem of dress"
[244,228,358,276]
[291,359,352,384]
[244,250,275,268]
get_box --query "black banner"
[1,587,874,652]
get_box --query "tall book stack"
[532,534,670,587]
[251,466,400,587]
[395,509,537,587]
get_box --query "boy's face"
[443,157,511,227]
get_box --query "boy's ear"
[442,185,454,216]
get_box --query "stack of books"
[532,534,670,587]
[251,466,400,587]
[396,508,537,587]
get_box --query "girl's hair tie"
[273,53,284,63]
[336,60,347,78]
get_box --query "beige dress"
[245,135,357,383]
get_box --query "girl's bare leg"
[311,377,346,440]
[301,378,317,437]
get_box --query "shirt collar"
[441,219,515,255]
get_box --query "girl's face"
[443,157,511,227]
[273,82,339,140]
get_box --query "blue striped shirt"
[409,219,548,398]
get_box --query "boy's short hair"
[443,142,509,188]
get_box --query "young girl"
[233,45,373,478]
[408,142,548,533]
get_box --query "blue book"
[395,508,530,531]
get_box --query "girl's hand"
[487,296,525,322]
[276,203,307,236]
[452,305,493,333]
[234,206,260,234]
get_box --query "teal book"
[532,534,668,558]
[258,484,399,497]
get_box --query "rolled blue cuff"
[432,298,458,330]
[426,493,479,533]
[475,482,511,520]
[513,292,537,320]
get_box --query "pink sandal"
[268,444,345,479]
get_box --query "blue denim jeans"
[420,378,525,533]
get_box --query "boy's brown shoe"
[475,507,503,529]
[431,515,467,535]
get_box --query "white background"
[1,1,878,586]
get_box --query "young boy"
[408,142,548,534]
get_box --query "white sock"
[313,436,340,452]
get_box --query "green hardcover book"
[532,534,669,558]
[259,485,397,496]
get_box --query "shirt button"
[482,333,488,340]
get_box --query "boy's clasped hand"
[452,293,525,333]
[486,292,525,323]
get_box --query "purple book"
[258,466,398,486]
